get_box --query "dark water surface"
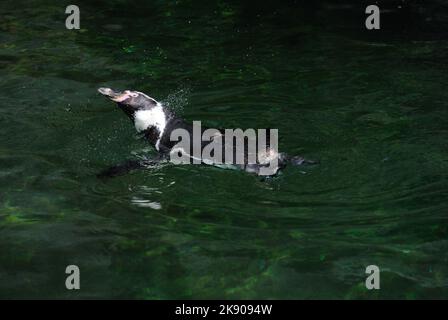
[1,0,448,299]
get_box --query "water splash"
[162,85,190,115]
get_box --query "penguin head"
[98,87,159,116]
[98,87,167,136]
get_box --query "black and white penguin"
[97,87,317,177]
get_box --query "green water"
[1,0,448,299]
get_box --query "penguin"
[97,87,317,178]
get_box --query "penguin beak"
[98,87,130,102]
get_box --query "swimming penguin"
[97,87,317,177]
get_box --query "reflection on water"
[0,0,448,299]
[131,182,177,209]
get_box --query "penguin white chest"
[134,106,167,150]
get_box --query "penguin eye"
[129,92,139,98]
